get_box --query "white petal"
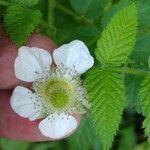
[15,46,52,82]
[53,40,94,74]
[39,113,77,139]
[10,86,42,121]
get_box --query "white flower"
[10,40,94,139]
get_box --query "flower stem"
[110,67,150,76]
[48,0,54,27]
[47,0,56,35]
[54,1,94,25]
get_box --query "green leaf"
[101,0,130,28]
[70,0,108,19]
[95,3,137,66]
[125,75,142,113]
[130,32,150,65]
[70,0,90,15]
[11,0,39,7]
[143,114,150,141]
[118,125,136,150]
[68,117,101,150]
[140,75,150,116]
[85,0,108,19]
[84,68,125,150]
[140,75,150,140]
[102,0,150,30]
[137,0,150,29]
[4,4,42,46]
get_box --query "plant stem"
[47,0,56,35]
[0,0,10,6]
[48,0,54,28]
[110,67,150,76]
[54,1,94,25]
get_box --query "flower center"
[49,90,68,108]
[34,78,75,111]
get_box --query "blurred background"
[0,115,150,150]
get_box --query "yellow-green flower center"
[50,90,68,108]
[34,78,75,110]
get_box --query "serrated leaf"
[11,0,39,7]
[140,75,150,140]
[84,68,125,150]
[102,0,150,30]
[68,117,100,150]
[143,114,150,141]
[95,3,137,66]
[101,0,130,28]
[4,4,42,46]
[140,75,150,116]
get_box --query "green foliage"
[95,3,137,67]
[70,0,108,19]
[101,0,130,28]
[130,32,150,65]
[11,0,39,7]
[102,0,150,30]
[31,142,63,150]
[143,114,150,141]
[118,126,136,150]
[85,3,138,150]
[137,0,150,29]
[140,75,150,116]
[135,142,150,150]
[125,75,142,113]
[101,0,150,67]
[70,0,91,15]
[85,68,125,150]
[140,74,150,140]
[4,3,41,46]
[0,0,150,149]
[68,117,101,150]
[0,139,30,150]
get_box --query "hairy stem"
[54,1,94,25]
[48,0,54,28]
[46,0,56,36]
[111,67,150,76]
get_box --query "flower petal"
[53,40,94,74]
[10,86,42,121]
[39,113,77,139]
[15,46,52,82]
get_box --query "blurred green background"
[1,115,150,150]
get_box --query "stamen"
[32,65,89,116]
